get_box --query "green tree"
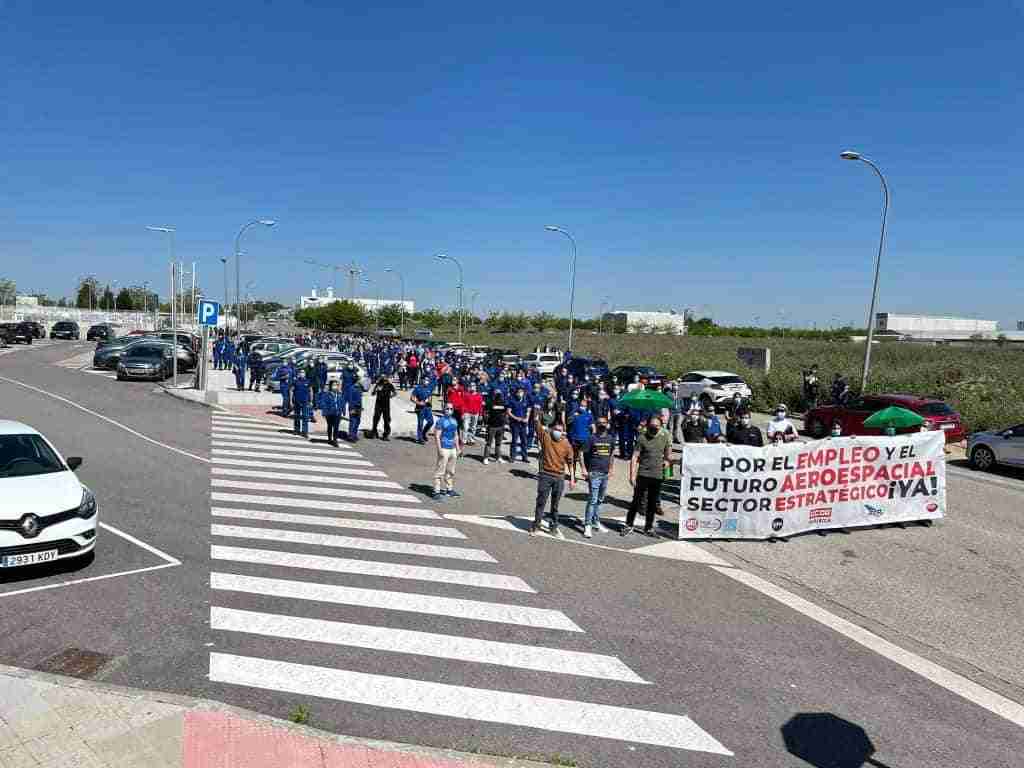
[75,277,99,308]
[414,308,445,329]
[531,312,557,331]
[115,288,133,310]
[100,287,115,310]
[375,303,404,328]
[0,279,16,306]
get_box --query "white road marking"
[211,426,311,438]
[208,654,730,755]
[712,566,1024,730]
[211,448,372,467]
[211,456,385,475]
[210,572,580,631]
[211,467,400,488]
[211,507,465,538]
[211,524,496,562]
[211,432,358,451]
[100,522,181,565]
[0,375,210,464]
[211,438,358,456]
[211,479,418,504]
[629,540,732,566]
[211,417,284,430]
[211,492,439,519]
[211,607,646,683]
[212,546,535,592]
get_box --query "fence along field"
[452,330,1023,433]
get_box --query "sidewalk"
[0,665,549,768]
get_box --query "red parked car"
[804,393,965,443]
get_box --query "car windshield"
[130,347,164,359]
[919,402,955,416]
[0,435,65,478]
[711,375,744,385]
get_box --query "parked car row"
[0,323,36,345]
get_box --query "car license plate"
[941,423,955,430]
[1,549,58,568]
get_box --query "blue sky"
[2,1,1021,327]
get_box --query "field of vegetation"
[449,329,1023,433]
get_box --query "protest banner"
[678,433,946,540]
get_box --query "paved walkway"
[0,665,548,768]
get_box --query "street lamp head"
[544,225,562,232]
[435,253,448,262]
[146,225,176,233]
[840,150,862,161]
[258,219,277,227]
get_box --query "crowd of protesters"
[210,329,864,540]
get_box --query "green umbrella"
[863,406,925,429]
[618,389,673,412]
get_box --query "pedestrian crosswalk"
[205,412,730,757]
[53,348,117,378]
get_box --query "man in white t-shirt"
[766,404,798,443]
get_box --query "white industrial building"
[875,313,998,340]
[299,286,413,314]
[604,310,687,335]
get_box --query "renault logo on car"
[18,514,41,538]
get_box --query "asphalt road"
[0,340,1022,767]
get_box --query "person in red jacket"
[448,380,466,433]
[407,353,419,385]
[460,382,484,445]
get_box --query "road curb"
[0,663,557,768]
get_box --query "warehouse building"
[603,310,687,335]
[299,286,414,313]
[875,313,997,340]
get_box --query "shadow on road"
[781,712,894,768]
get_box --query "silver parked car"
[968,424,1024,471]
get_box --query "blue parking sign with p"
[198,300,220,327]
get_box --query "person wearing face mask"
[460,382,483,445]
[291,370,312,438]
[318,380,344,446]
[830,421,843,439]
[702,404,725,443]
[431,405,463,500]
[727,410,764,446]
[483,391,508,465]
[622,415,671,537]
[766,404,798,443]
[682,407,706,444]
[580,417,614,537]
[531,406,576,539]
[508,386,531,463]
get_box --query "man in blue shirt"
[346,381,364,441]
[412,380,435,444]
[431,405,462,500]
[508,386,531,463]
[291,370,311,437]
[274,361,294,417]
[568,398,594,479]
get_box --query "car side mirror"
[67,457,83,471]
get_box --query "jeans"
[626,476,663,532]
[485,426,504,460]
[348,410,362,441]
[461,413,479,444]
[280,386,291,417]
[527,417,537,448]
[510,421,528,461]
[534,473,565,531]
[293,403,310,436]
[669,413,684,443]
[585,472,608,526]
[325,415,341,443]
[434,447,458,492]
[618,426,635,459]
[416,407,434,442]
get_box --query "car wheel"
[807,417,828,439]
[26,338,32,345]
[116,373,125,381]
[970,445,996,471]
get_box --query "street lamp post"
[599,296,610,334]
[384,268,406,337]
[219,257,228,331]
[470,290,479,330]
[544,225,578,352]
[234,218,276,334]
[244,280,256,329]
[146,225,177,387]
[434,253,464,343]
[841,150,890,393]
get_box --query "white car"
[676,370,752,410]
[0,422,97,569]
[470,345,491,361]
[523,352,560,377]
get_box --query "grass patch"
[287,704,310,725]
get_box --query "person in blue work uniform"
[340,364,357,417]
[412,379,435,444]
[212,336,223,370]
[346,380,365,441]
[291,370,312,437]
[274,361,294,417]
[232,351,247,391]
[316,356,329,394]
[568,396,595,477]
[527,382,547,449]
[318,380,344,446]
[223,339,236,371]
[508,386,531,463]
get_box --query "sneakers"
[620,525,634,537]
[583,525,592,538]
[642,528,656,537]
[596,522,609,533]
[529,525,537,536]
[498,458,508,464]
[539,519,550,531]
[430,490,445,501]
[447,490,461,498]
[483,458,491,465]
[552,528,565,540]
